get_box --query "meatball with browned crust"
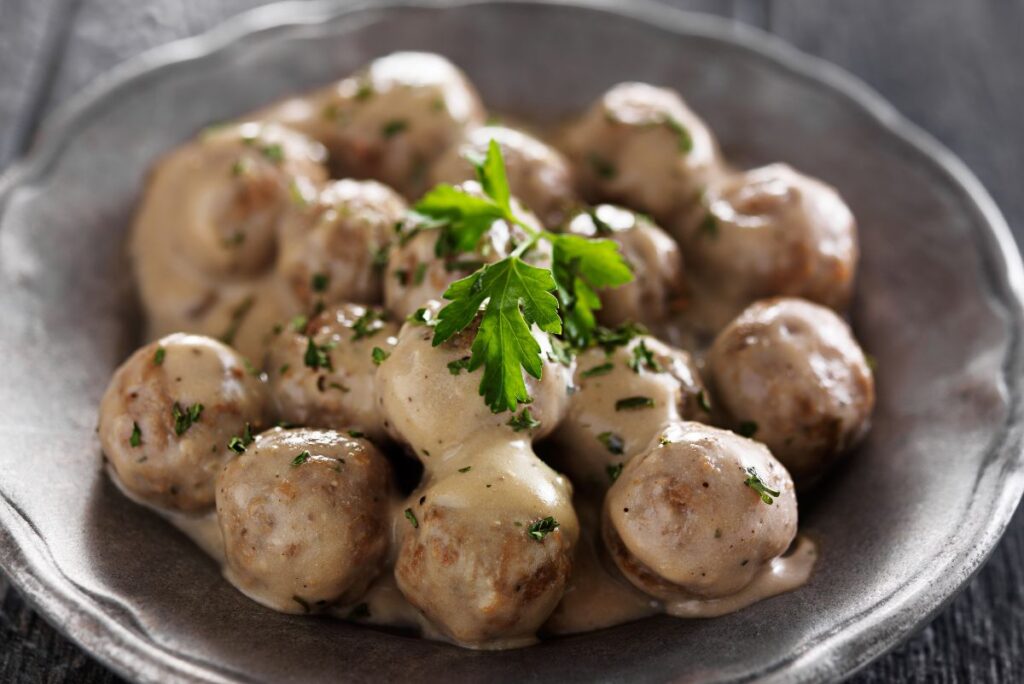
[560,82,722,224]
[216,427,392,613]
[677,164,858,332]
[265,304,398,440]
[275,179,407,310]
[604,421,797,603]
[707,297,874,484]
[552,332,707,491]
[394,442,577,648]
[566,205,685,329]
[98,334,270,513]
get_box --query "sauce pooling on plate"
[98,51,874,650]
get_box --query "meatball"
[566,205,685,329]
[430,125,577,227]
[264,304,398,441]
[216,427,392,613]
[98,334,270,512]
[560,82,721,223]
[604,421,797,603]
[552,333,707,490]
[395,441,578,648]
[383,181,550,320]
[131,122,328,359]
[275,179,407,310]
[677,164,858,332]
[260,52,485,198]
[375,303,572,456]
[707,297,874,483]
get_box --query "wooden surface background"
[1,0,1023,681]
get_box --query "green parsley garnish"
[172,402,204,436]
[417,141,632,412]
[526,516,560,541]
[458,466,472,473]
[291,450,311,467]
[260,143,284,163]
[547,336,573,367]
[665,117,693,153]
[227,422,255,454]
[404,508,419,528]
[413,262,428,286]
[351,310,385,340]
[371,347,390,365]
[153,347,165,366]
[347,429,365,438]
[382,120,408,138]
[407,308,429,325]
[447,357,472,375]
[628,339,663,373]
[290,314,308,333]
[129,422,142,448]
[606,463,624,482]
[699,212,718,238]
[737,421,759,438]
[303,337,333,371]
[507,408,541,432]
[220,295,255,346]
[615,396,655,411]
[311,273,329,293]
[744,466,781,505]
[593,322,647,353]
[597,431,624,456]
[697,389,712,413]
[581,362,614,378]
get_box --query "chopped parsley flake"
[404,507,419,528]
[351,310,385,341]
[129,422,142,448]
[581,362,614,378]
[172,402,204,436]
[371,347,390,365]
[507,408,541,432]
[615,396,655,411]
[347,429,365,438]
[227,422,255,454]
[382,120,408,138]
[260,143,284,163]
[699,212,718,238]
[597,431,624,456]
[737,421,759,438]
[153,347,165,366]
[606,463,624,482]
[697,389,712,413]
[594,322,647,353]
[311,273,329,293]
[547,335,573,367]
[527,516,559,541]
[458,466,472,473]
[447,357,472,375]
[303,337,333,371]
[407,308,430,325]
[628,339,663,373]
[291,450,311,467]
[744,466,781,505]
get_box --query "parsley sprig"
[415,141,633,413]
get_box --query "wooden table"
[2,0,1022,681]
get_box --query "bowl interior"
[0,2,1021,682]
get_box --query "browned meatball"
[430,125,577,227]
[707,297,874,483]
[275,179,407,310]
[604,421,797,603]
[394,443,577,648]
[98,334,270,512]
[566,205,685,329]
[677,164,858,332]
[216,427,392,613]
[264,304,398,441]
[553,333,707,491]
[560,82,722,223]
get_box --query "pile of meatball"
[98,52,875,649]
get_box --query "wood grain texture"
[2,0,1023,682]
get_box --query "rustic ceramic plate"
[1,0,1022,682]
